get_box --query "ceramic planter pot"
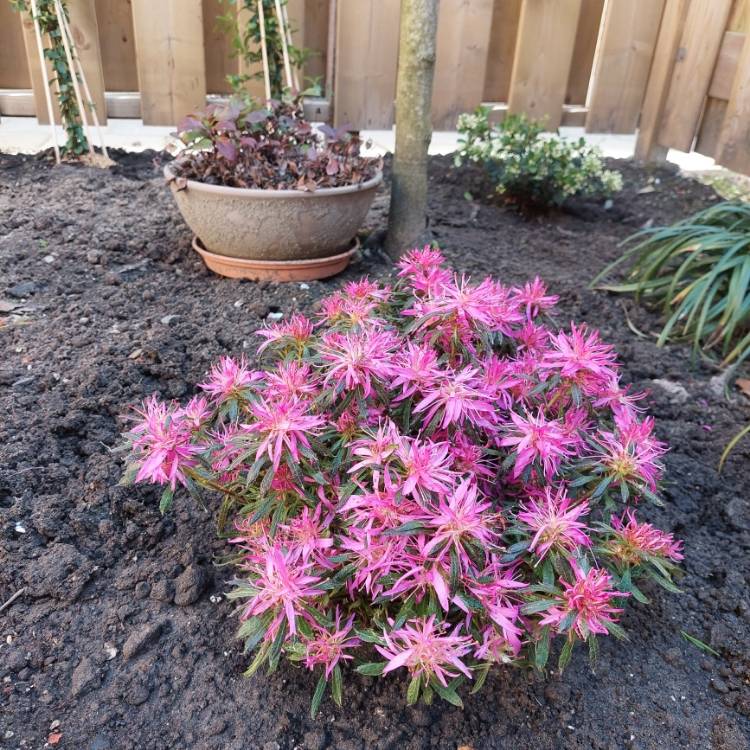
[165,165,382,280]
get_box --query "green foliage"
[455,107,622,210]
[593,201,750,368]
[11,0,88,155]
[218,0,306,100]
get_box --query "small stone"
[603,199,613,210]
[103,272,121,286]
[650,379,689,404]
[86,250,101,265]
[124,678,151,706]
[4,647,27,673]
[103,643,118,661]
[712,677,729,694]
[303,730,327,750]
[150,579,175,603]
[50,720,61,731]
[7,281,37,298]
[71,657,100,697]
[122,620,165,660]
[174,565,206,606]
[134,581,151,599]
[160,314,178,325]
[266,311,283,322]
[14,522,26,534]
[299,283,310,290]
[233,300,244,308]
[43,254,56,264]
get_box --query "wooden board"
[333,0,401,129]
[0,4,31,89]
[131,0,206,125]
[95,0,138,91]
[708,31,746,100]
[658,0,733,152]
[203,0,236,95]
[432,0,494,129]
[634,0,688,161]
[300,0,329,88]
[19,9,62,124]
[566,0,604,105]
[585,0,664,133]
[716,19,750,172]
[68,0,107,124]
[695,97,727,157]
[483,0,522,102]
[508,0,583,130]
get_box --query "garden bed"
[1,150,749,750]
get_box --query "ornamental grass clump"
[169,99,381,190]
[121,248,681,714]
[456,108,622,210]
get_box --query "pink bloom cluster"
[121,247,681,711]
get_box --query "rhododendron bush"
[120,247,682,714]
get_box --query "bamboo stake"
[280,0,299,94]
[257,0,272,104]
[52,0,94,156]
[56,3,108,158]
[28,0,60,163]
[273,0,294,94]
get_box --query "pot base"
[191,236,359,282]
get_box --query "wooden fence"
[0,0,749,175]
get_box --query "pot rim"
[164,164,383,198]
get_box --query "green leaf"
[331,665,343,707]
[356,662,386,677]
[310,674,327,719]
[680,630,720,657]
[430,678,463,708]
[557,638,574,671]
[406,674,421,706]
[159,487,174,514]
[521,598,558,615]
[535,626,551,669]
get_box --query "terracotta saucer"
[191,236,359,282]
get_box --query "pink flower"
[542,324,617,388]
[319,329,398,398]
[376,616,474,686]
[396,437,456,499]
[348,420,401,475]
[264,361,320,400]
[256,313,314,352]
[500,410,575,480]
[240,546,325,637]
[423,478,498,566]
[244,396,325,471]
[540,563,625,639]
[280,505,335,567]
[517,486,591,560]
[390,341,442,400]
[199,356,262,401]
[397,245,452,295]
[513,277,558,319]
[608,509,683,563]
[130,395,203,490]
[414,368,495,430]
[474,624,522,663]
[303,608,361,679]
[179,395,212,429]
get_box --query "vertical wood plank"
[431,0,494,128]
[19,10,61,124]
[300,0,329,87]
[0,3,31,89]
[67,0,107,124]
[95,0,138,91]
[131,0,206,125]
[508,0,583,129]
[566,0,604,105]
[657,0,733,151]
[482,0,522,102]
[585,0,665,133]
[334,0,401,129]
[716,24,750,171]
[236,3,267,101]
[634,0,688,162]
[203,0,236,95]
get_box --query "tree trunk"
[384,0,439,261]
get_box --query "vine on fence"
[218,0,307,100]
[11,0,88,155]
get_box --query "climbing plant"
[10,0,88,155]
[217,0,306,100]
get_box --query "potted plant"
[164,100,382,281]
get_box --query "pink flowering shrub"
[120,247,682,714]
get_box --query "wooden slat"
[432,0,494,129]
[658,0,733,152]
[0,4,31,89]
[203,0,236,95]
[566,0,604,105]
[68,0,107,125]
[131,0,206,125]
[235,3,267,101]
[19,9,61,124]
[483,0,522,102]
[300,0,329,87]
[716,23,750,172]
[708,31,746,100]
[585,0,664,134]
[634,0,688,162]
[694,97,727,157]
[508,0,583,130]
[484,101,588,127]
[95,0,138,91]
[334,0,401,129]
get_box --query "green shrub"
[455,108,622,209]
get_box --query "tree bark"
[384,0,439,260]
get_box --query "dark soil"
[1,148,749,750]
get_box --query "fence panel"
[508,0,583,130]
[586,0,664,134]
[483,0,521,103]
[566,0,603,105]
[0,4,30,89]
[716,27,750,172]
[95,0,137,92]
